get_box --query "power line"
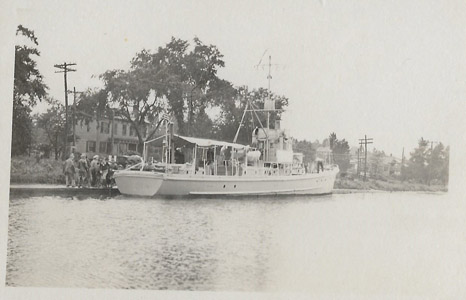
[55,62,76,159]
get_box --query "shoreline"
[9,183,447,199]
[335,177,448,193]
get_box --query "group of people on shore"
[63,153,116,188]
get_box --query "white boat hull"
[114,169,338,197]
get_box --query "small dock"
[9,184,121,198]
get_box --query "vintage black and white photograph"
[1,0,466,299]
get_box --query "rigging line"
[255,49,268,68]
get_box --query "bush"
[10,155,65,184]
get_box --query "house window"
[86,141,96,152]
[118,143,127,155]
[143,127,147,138]
[113,123,118,135]
[100,122,110,134]
[87,124,90,132]
[99,142,107,153]
[122,124,127,136]
[130,125,135,137]
[107,142,113,154]
[128,143,137,152]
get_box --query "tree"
[441,146,450,185]
[36,100,66,159]
[154,37,227,136]
[214,86,289,144]
[100,53,173,153]
[329,132,337,149]
[369,149,385,178]
[12,25,48,155]
[99,37,228,153]
[404,138,449,185]
[428,143,449,185]
[406,138,429,184]
[328,133,350,173]
[293,139,316,165]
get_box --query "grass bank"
[335,177,448,192]
[10,156,65,184]
[10,156,449,193]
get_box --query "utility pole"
[55,62,76,160]
[359,135,373,181]
[67,87,83,148]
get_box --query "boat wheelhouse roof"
[175,135,246,149]
[150,134,246,149]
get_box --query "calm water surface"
[6,192,466,296]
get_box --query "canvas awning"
[148,134,246,149]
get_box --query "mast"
[266,55,273,161]
[267,55,272,130]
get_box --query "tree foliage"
[214,86,289,144]
[99,37,228,152]
[98,37,291,153]
[153,37,227,136]
[404,138,449,185]
[292,139,316,165]
[12,25,48,155]
[36,100,66,159]
[369,149,385,178]
[75,88,111,125]
[328,132,350,173]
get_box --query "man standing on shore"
[63,154,76,187]
[77,153,89,188]
[90,155,100,187]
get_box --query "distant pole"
[364,135,367,180]
[55,62,76,160]
[72,87,76,147]
[111,109,115,155]
[359,135,373,181]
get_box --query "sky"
[2,2,466,299]
[7,0,466,156]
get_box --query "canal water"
[5,192,466,297]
